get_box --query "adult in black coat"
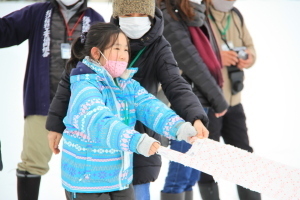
[160,1,228,113]
[46,0,209,199]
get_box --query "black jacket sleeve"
[162,8,228,113]
[155,37,209,127]
[46,70,71,133]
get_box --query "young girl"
[61,22,200,200]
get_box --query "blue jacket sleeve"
[64,80,142,153]
[132,80,185,140]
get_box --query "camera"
[227,47,248,95]
[232,46,248,60]
[227,66,244,95]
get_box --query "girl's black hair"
[66,22,130,72]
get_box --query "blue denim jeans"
[133,183,150,200]
[162,140,200,193]
[162,107,208,194]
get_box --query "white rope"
[157,139,300,200]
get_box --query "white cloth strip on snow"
[157,139,300,200]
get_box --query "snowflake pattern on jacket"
[61,57,184,193]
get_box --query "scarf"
[188,26,223,87]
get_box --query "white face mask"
[59,0,79,6]
[119,17,151,39]
[189,0,202,5]
[212,0,236,12]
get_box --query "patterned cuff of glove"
[176,122,197,142]
[136,134,159,157]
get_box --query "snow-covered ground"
[1,1,300,199]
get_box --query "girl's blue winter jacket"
[62,58,184,193]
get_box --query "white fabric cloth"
[157,139,300,200]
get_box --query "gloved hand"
[176,122,197,143]
[137,134,161,157]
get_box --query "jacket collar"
[51,0,88,14]
[56,0,85,22]
[209,5,230,23]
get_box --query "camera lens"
[233,81,244,94]
[228,68,244,94]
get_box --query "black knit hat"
[112,0,155,18]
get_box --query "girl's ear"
[91,47,100,60]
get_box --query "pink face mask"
[100,51,128,78]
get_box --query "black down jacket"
[46,7,208,185]
[160,2,228,113]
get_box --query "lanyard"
[122,102,129,126]
[62,12,85,41]
[128,46,147,68]
[113,47,146,87]
[120,47,147,125]
[209,9,232,49]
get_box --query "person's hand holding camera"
[237,49,253,70]
[220,50,239,67]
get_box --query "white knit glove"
[176,122,197,143]
[136,134,160,157]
